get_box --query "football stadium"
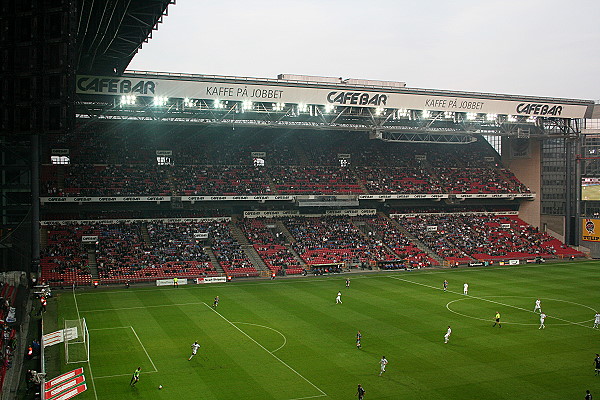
[2,1,600,399]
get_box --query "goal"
[64,318,89,364]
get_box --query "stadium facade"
[2,0,600,275]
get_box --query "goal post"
[64,318,90,364]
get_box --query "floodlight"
[324,103,335,113]
[242,100,253,111]
[153,96,168,107]
[422,110,431,119]
[444,111,454,119]
[297,103,308,113]
[527,116,537,123]
[120,95,136,106]
[508,115,517,122]
[375,107,384,116]
[486,113,497,121]
[272,102,285,111]
[214,99,223,109]
[466,112,477,120]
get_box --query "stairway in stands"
[242,245,269,274]
[274,220,307,267]
[229,218,269,274]
[204,246,225,275]
[357,218,399,260]
[87,246,99,281]
[383,213,446,265]
[140,224,152,246]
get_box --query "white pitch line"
[203,303,327,397]
[88,325,158,372]
[388,276,597,330]
[94,370,159,380]
[287,394,327,400]
[129,326,158,372]
[82,301,206,313]
[89,326,129,331]
[232,322,287,353]
[72,286,99,400]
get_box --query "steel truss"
[75,96,583,143]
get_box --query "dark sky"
[128,0,600,101]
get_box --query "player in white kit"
[336,291,342,304]
[594,313,600,328]
[539,313,546,329]
[379,356,388,376]
[444,326,452,343]
[533,298,542,313]
[463,283,468,295]
[188,341,200,360]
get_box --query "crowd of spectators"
[239,218,303,274]
[173,165,271,195]
[209,222,258,277]
[284,216,396,265]
[40,225,94,284]
[42,130,532,197]
[362,216,438,267]
[270,166,363,194]
[395,214,584,263]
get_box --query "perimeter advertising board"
[76,75,589,119]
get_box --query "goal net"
[64,318,89,364]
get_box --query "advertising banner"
[76,75,589,119]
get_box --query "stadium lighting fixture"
[297,103,308,113]
[394,109,409,119]
[507,115,517,122]
[214,99,223,109]
[422,110,431,119]
[466,112,477,120]
[153,96,168,107]
[486,113,497,121]
[272,102,285,111]
[444,111,454,119]
[527,116,537,123]
[324,103,335,113]
[120,95,136,106]
[375,107,384,116]
[241,100,253,112]
[184,98,199,108]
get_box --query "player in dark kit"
[213,296,219,307]
[443,280,448,292]
[130,367,141,386]
[356,330,362,349]
[594,354,600,375]
[586,390,593,400]
[356,384,366,399]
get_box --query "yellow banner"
[582,219,600,241]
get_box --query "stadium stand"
[42,130,531,197]
[394,213,585,263]
[239,218,304,275]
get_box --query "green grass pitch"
[45,261,599,399]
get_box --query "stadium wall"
[502,137,542,228]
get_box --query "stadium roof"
[76,0,174,75]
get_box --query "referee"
[492,311,501,328]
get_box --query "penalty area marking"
[389,275,598,330]
[446,296,596,326]
[89,326,158,378]
[204,303,327,398]
[232,322,287,353]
